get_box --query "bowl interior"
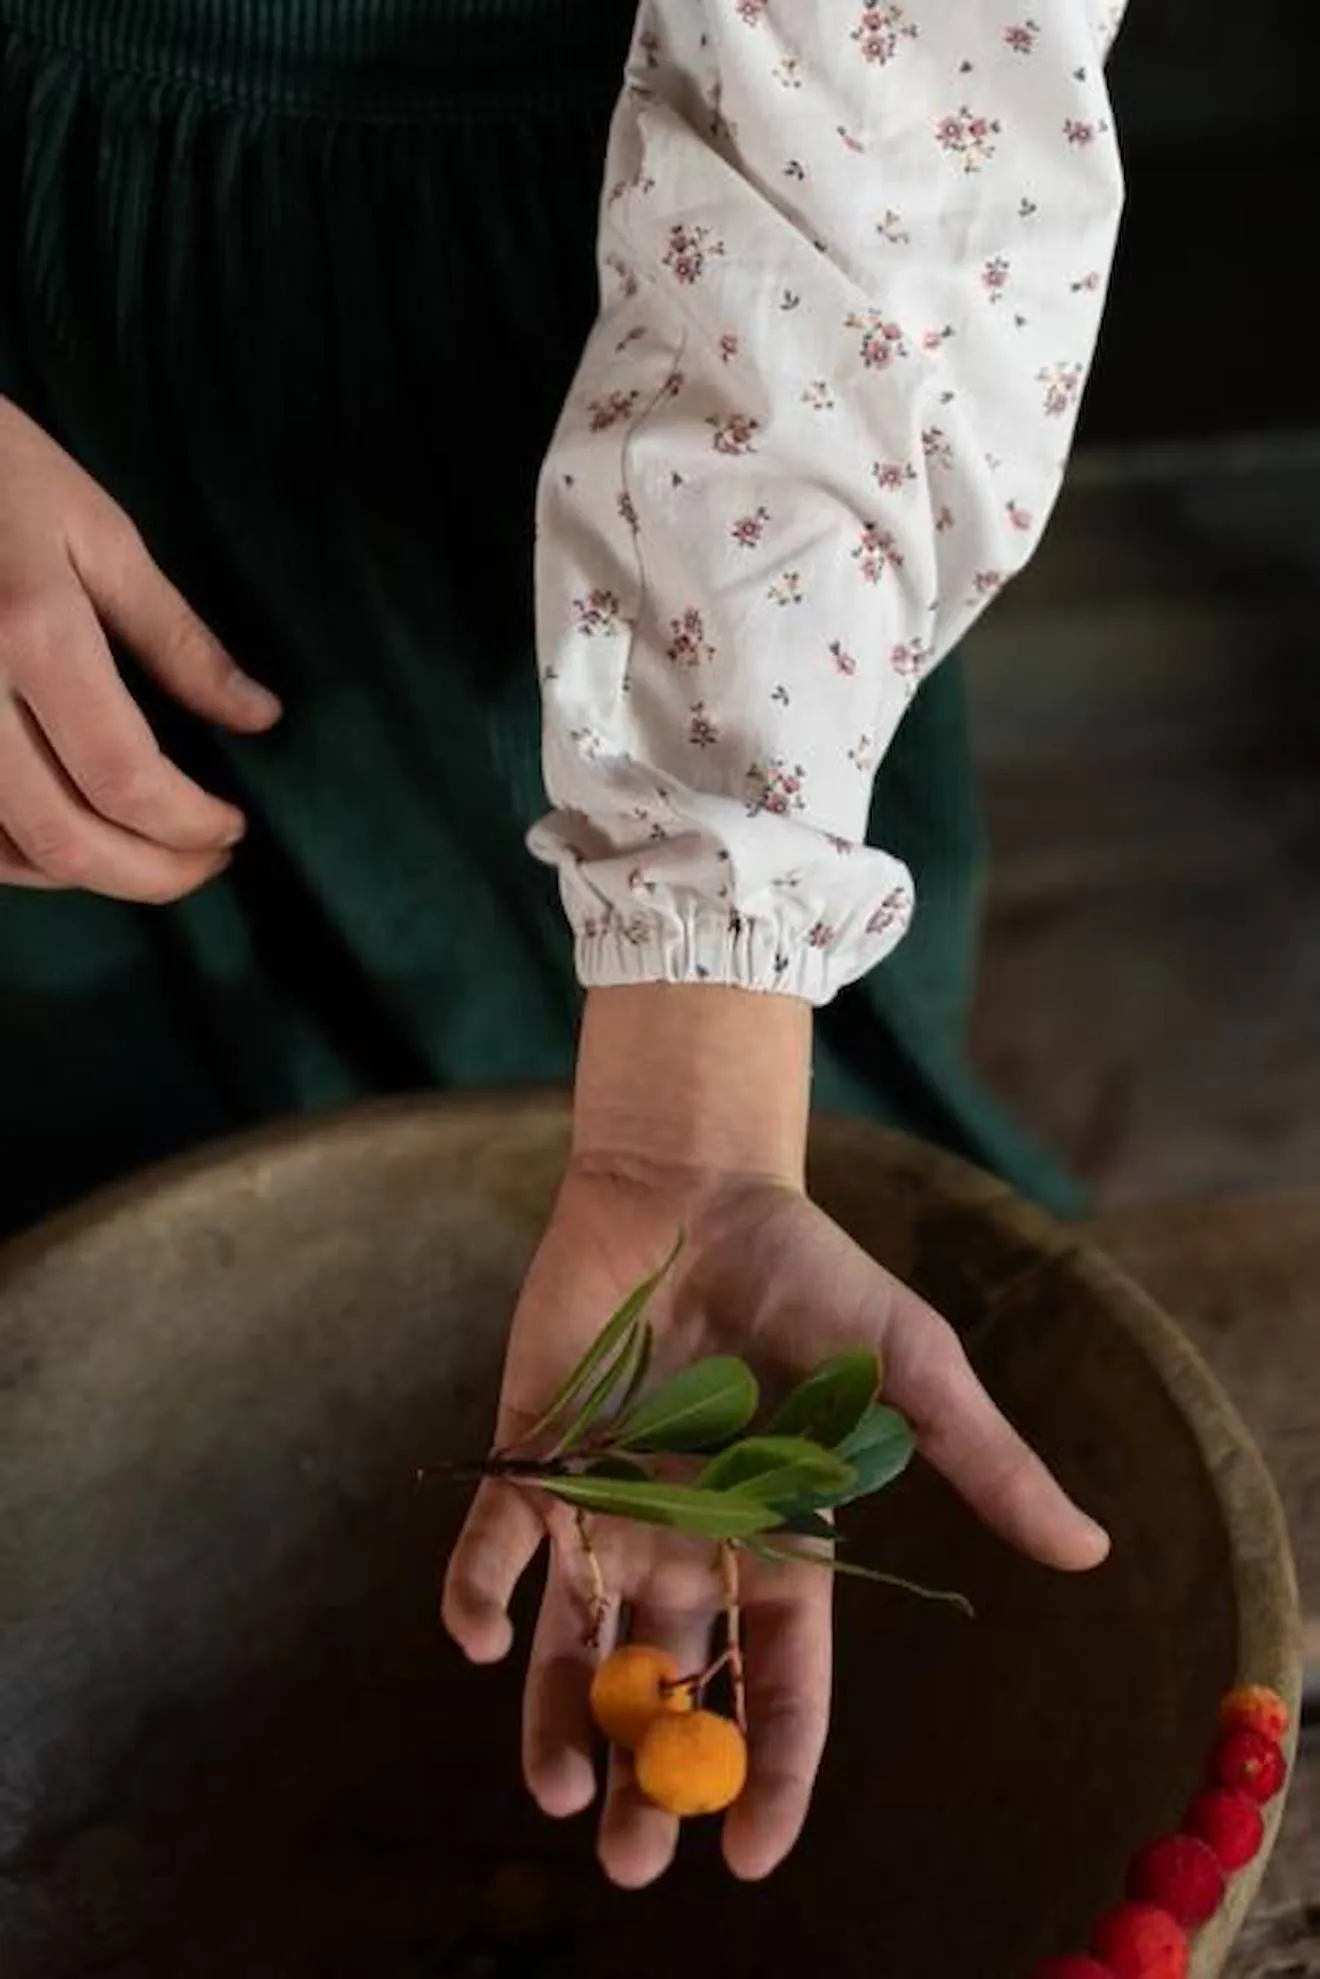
[0,1099,1287,1979]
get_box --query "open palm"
[442,1153,1107,1888]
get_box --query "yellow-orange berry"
[635,1709,748,1817]
[589,1645,692,1751]
[1219,1685,1289,1744]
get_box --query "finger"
[442,1477,543,1666]
[79,523,282,733]
[0,824,60,888]
[722,1565,831,1882]
[522,1545,603,1822]
[597,1597,713,1890]
[0,693,231,902]
[886,1303,1110,1571]
[15,590,247,852]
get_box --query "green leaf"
[751,1540,973,1616]
[697,1436,855,1506]
[612,1321,654,1427]
[767,1352,880,1448]
[548,1318,646,1457]
[585,1457,652,1483]
[535,1472,780,1539]
[519,1233,682,1446]
[812,1405,916,1507]
[615,1356,759,1454]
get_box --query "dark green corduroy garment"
[0,0,1082,1237]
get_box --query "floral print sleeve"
[530,0,1127,1003]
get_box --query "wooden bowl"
[0,1097,1300,1979]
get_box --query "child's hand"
[443,988,1109,1888]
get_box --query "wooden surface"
[0,1099,1300,1979]
[1089,1193,1320,1977]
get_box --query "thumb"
[881,1293,1110,1573]
[77,519,282,733]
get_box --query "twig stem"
[721,1542,747,1735]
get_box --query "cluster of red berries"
[1029,1685,1290,1979]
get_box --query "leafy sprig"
[424,1237,970,1618]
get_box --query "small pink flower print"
[873,459,917,492]
[773,57,804,88]
[688,702,720,748]
[875,207,909,244]
[581,906,615,941]
[604,253,639,298]
[614,324,646,355]
[662,368,685,398]
[922,324,955,352]
[1063,118,1096,147]
[867,885,913,937]
[922,425,954,471]
[827,834,856,855]
[731,506,771,549]
[981,254,1010,301]
[746,758,807,818]
[851,4,918,67]
[1006,499,1032,532]
[1019,196,1038,220]
[807,921,838,950]
[935,106,1002,173]
[708,412,761,455]
[620,914,651,947]
[972,569,1003,598]
[736,0,767,21]
[719,331,740,364]
[847,310,910,370]
[890,639,931,683]
[785,158,806,182]
[829,639,859,677]
[848,734,878,772]
[1037,360,1083,417]
[768,570,804,607]
[588,389,640,431]
[628,866,657,896]
[771,683,790,707]
[801,379,836,411]
[666,607,716,668]
[853,523,904,585]
[617,490,640,533]
[570,725,605,761]
[1071,269,1101,293]
[935,504,955,532]
[838,125,867,154]
[572,588,625,637]
[1004,20,1038,53]
[664,222,725,286]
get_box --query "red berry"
[1029,1960,1117,1979]
[1092,1902,1188,1979]
[1210,1728,1287,1803]
[1128,1833,1225,1927]
[1219,1685,1288,1743]
[1183,1787,1265,1871]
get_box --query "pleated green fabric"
[0,0,1082,1236]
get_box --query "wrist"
[571,984,811,1187]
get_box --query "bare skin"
[444,988,1109,1889]
[0,396,280,901]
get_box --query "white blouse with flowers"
[530,1,1127,1004]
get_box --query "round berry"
[1092,1901,1188,1979]
[1210,1727,1287,1804]
[1127,1833,1224,1927]
[1183,1786,1265,1871]
[1218,1684,1288,1743]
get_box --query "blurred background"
[962,6,1320,1963]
